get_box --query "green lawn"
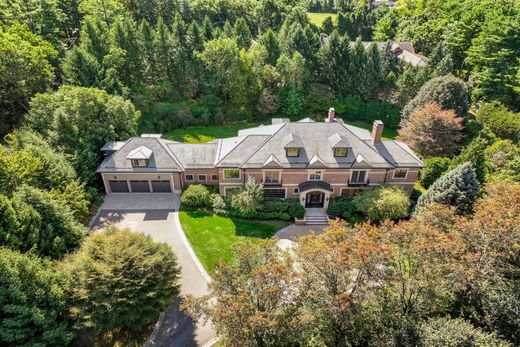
[308,12,337,27]
[165,122,262,143]
[179,210,289,273]
[344,119,398,140]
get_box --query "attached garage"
[151,180,172,193]
[109,180,129,193]
[130,180,151,193]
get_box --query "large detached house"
[97,110,423,213]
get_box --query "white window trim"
[286,147,299,157]
[392,168,408,179]
[224,186,242,196]
[223,169,241,180]
[308,170,323,181]
[334,147,348,157]
[350,169,368,183]
[185,174,194,182]
[198,174,207,182]
[263,187,287,199]
[263,169,282,183]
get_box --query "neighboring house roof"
[97,119,423,173]
[100,141,126,151]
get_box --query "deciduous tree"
[398,103,464,157]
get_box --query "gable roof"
[127,145,153,160]
[328,133,351,148]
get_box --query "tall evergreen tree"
[415,162,480,215]
[360,42,385,100]
[258,28,280,66]
[318,31,352,94]
[139,19,157,84]
[234,17,252,49]
[153,17,174,84]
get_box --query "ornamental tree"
[397,103,464,158]
[62,227,179,337]
[415,162,480,215]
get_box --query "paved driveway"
[91,194,216,347]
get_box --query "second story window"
[131,159,148,167]
[223,169,240,179]
[334,147,348,157]
[264,170,281,184]
[286,147,299,157]
[351,170,366,183]
[309,170,322,181]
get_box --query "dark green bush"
[327,196,355,218]
[287,200,305,219]
[226,208,258,219]
[262,199,290,213]
[256,211,292,221]
[181,184,212,208]
[420,157,452,188]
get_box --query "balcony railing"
[263,179,283,186]
[348,179,369,187]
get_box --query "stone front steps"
[304,208,329,225]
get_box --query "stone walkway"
[274,224,326,241]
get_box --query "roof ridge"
[339,122,388,161]
[156,137,185,170]
[238,122,288,168]
[215,135,250,166]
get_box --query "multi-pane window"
[131,159,148,167]
[393,169,408,179]
[334,147,348,157]
[223,169,240,179]
[264,188,286,199]
[309,170,322,181]
[286,147,299,157]
[211,174,219,181]
[351,170,366,183]
[198,174,207,182]
[185,174,194,181]
[264,170,281,184]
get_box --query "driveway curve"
[91,194,216,347]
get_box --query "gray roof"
[97,137,183,173]
[167,142,218,168]
[237,122,401,169]
[97,120,423,173]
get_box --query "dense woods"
[0,0,519,345]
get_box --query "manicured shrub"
[327,196,355,218]
[62,226,179,336]
[353,185,411,221]
[256,211,292,221]
[415,162,480,215]
[211,194,226,214]
[420,157,451,188]
[181,184,212,208]
[476,102,520,143]
[288,200,305,219]
[262,199,290,213]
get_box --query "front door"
[305,191,324,208]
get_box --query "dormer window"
[334,147,348,157]
[286,147,299,157]
[131,159,149,167]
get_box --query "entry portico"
[298,181,333,210]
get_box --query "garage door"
[130,180,150,193]
[109,180,129,193]
[151,180,172,193]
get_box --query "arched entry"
[305,191,325,208]
[298,181,333,210]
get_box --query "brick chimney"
[327,107,335,122]
[371,120,384,144]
